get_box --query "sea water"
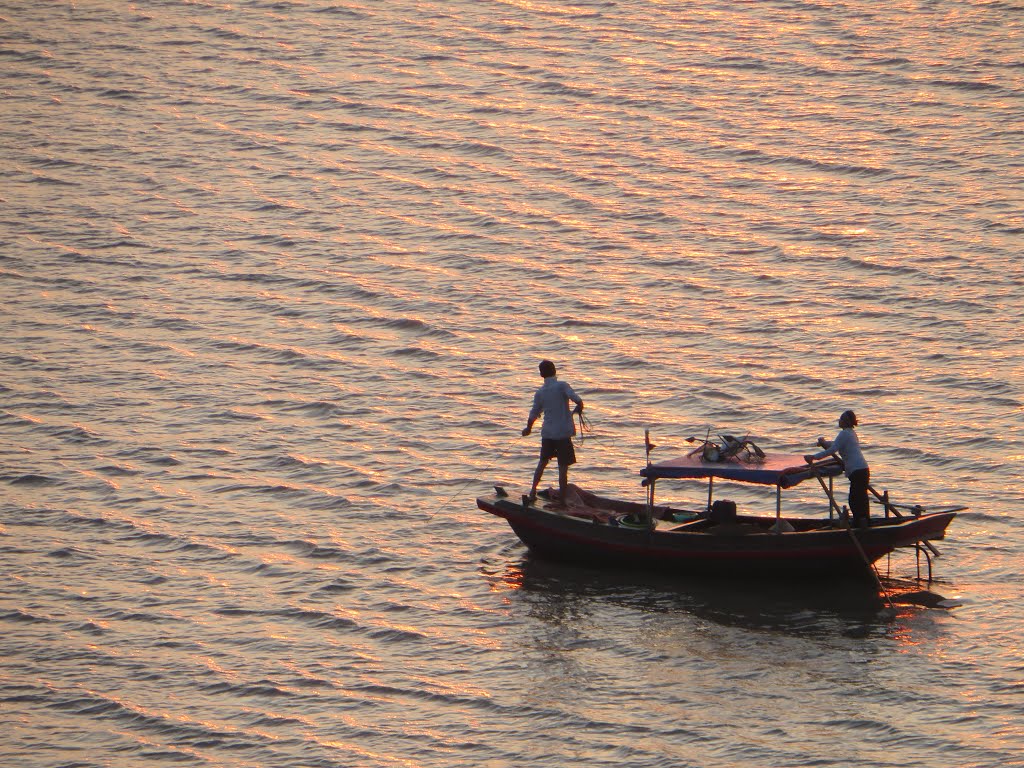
[1,1,1022,766]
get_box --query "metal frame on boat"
[477,433,964,579]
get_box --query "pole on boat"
[869,484,904,519]
[828,475,835,521]
[809,465,895,610]
[644,429,656,529]
[867,484,944,559]
[645,479,656,530]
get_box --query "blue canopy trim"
[640,454,845,488]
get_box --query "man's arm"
[805,431,844,463]
[523,392,542,436]
[564,382,583,412]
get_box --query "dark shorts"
[540,437,576,466]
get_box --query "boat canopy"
[641,454,845,488]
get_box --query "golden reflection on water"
[488,563,525,593]
[2,1,1021,766]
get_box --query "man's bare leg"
[529,458,549,500]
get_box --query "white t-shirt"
[529,377,582,440]
[813,427,868,477]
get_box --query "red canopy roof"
[641,454,844,488]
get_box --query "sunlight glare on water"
[1,0,1023,767]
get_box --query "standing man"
[522,360,584,504]
[804,410,871,526]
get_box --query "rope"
[424,435,521,521]
[426,409,591,520]
[573,410,592,447]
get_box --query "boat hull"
[477,493,955,576]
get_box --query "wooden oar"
[809,466,895,610]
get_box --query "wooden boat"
[477,446,963,577]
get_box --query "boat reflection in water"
[485,549,960,643]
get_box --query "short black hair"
[539,360,556,378]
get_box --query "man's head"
[839,410,858,428]
[539,360,556,378]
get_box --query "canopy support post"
[829,475,835,521]
[646,478,656,530]
[776,484,782,531]
[644,428,656,530]
[706,476,714,514]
